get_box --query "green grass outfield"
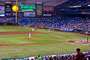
[0,26,90,59]
[0,44,89,59]
[0,26,32,32]
[0,34,67,45]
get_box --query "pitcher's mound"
[26,38,39,40]
[68,41,75,43]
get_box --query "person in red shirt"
[75,48,85,60]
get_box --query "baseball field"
[0,26,90,59]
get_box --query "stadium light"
[88,5,90,6]
[70,6,81,8]
[12,5,18,12]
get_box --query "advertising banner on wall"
[43,6,54,12]
[81,11,90,14]
[24,12,35,17]
[20,4,35,12]
[43,14,52,16]
[13,12,23,17]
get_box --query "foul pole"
[16,0,18,25]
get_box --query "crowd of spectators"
[18,15,90,32]
[0,15,89,32]
[0,18,14,23]
[30,48,90,60]
[2,48,90,60]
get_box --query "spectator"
[49,56,53,60]
[37,54,42,60]
[75,48,85,60]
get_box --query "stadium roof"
[0,0,68,6]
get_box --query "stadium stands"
[18,15,90,33]
[3,51,90,60]
[29,51,90,60]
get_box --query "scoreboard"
[0,2,54,17]
[0,6,5,17]
[36,2,43,17]
[5,2,12,17]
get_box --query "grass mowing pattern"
[0,34,67,45]
[37,29,90,41]
[0,44,89,59]
[49,31,90,41]
[0,26,89,59]
[0,26,32,32]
